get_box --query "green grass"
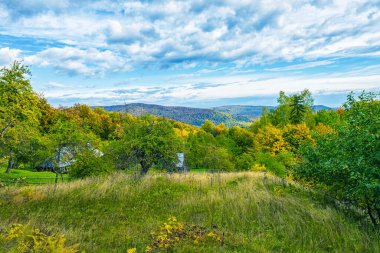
[189,167,208,173]
[0,168,70,184]
[0,172,378,252]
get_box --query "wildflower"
[127,248,137,253]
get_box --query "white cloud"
[42,71,380,106]
[44,81,66,88]
[24,47,129,76]
[0,47,21,66]
[267,60,334,71]
[1,0,380,69]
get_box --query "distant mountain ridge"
[100,103,251,127]
[100,103,332,127]
[212,105,331,119]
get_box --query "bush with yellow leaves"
[0,223,80,253]
[128,216,224,252]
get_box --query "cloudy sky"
[1,0,380,107]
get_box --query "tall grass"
[0,172,378,252]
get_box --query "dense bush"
[253,152,287,177]
[69,149,113,178]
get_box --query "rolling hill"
[213,105,276,119]
[100,103,333,127]
[213,105,332,119]
[100,103,252,127]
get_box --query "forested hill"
[214,105,332,118]
[100,103,252,127]
[212,105,276,119]
[101,103,332,126]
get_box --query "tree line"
[0,62,379,226]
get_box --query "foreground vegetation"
[1,172,379,252]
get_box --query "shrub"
[254,152,287,177]
[127,216,224,252]
[235,153,255,171]
[0,223,79,253]
[69,149,113,178]
[250,163,267,172]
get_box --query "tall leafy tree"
[0,61,39,138]
[111,116,181,175]
[0,61,40,173]
[186,130,234,171]
[48,119,98,182]
[1,123,45,173]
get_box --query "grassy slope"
[0,172,378,253]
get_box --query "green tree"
[250,107,271,133]
[200,120,216,136]
[0,62,40,173]
[269,92,291,126]
[1,123,38,173]
[69,148,112,178]
[283,123,314,153]
[290,95,307,124]
[111,116,181,175]
[236,152,255,171]
[186,130,234,171]
[0,61,39,138]
[10,125,49,171]
[296,92,380,226]
[227,126,254,154]
[48,119,97,182]
[268,89,314,126]
[314,109,342,127]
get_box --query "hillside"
[100,103,252,127]
[213,105,276,119]
[100,103,332,127]
[213,105,332,119]
[1,172,378,252]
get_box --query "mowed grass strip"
[0,172,378,252]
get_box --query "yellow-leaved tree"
[254,124,288,155]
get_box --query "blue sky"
[1,0,380,107]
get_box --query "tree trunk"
[376,208,380,225]
[6,154,13,174]
[366,202,378,226]
[140,160,150,175]
[55,147,62,184]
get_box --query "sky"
[0,0,380,108]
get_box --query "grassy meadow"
[0,168,70,184]
[0,172,378,253]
